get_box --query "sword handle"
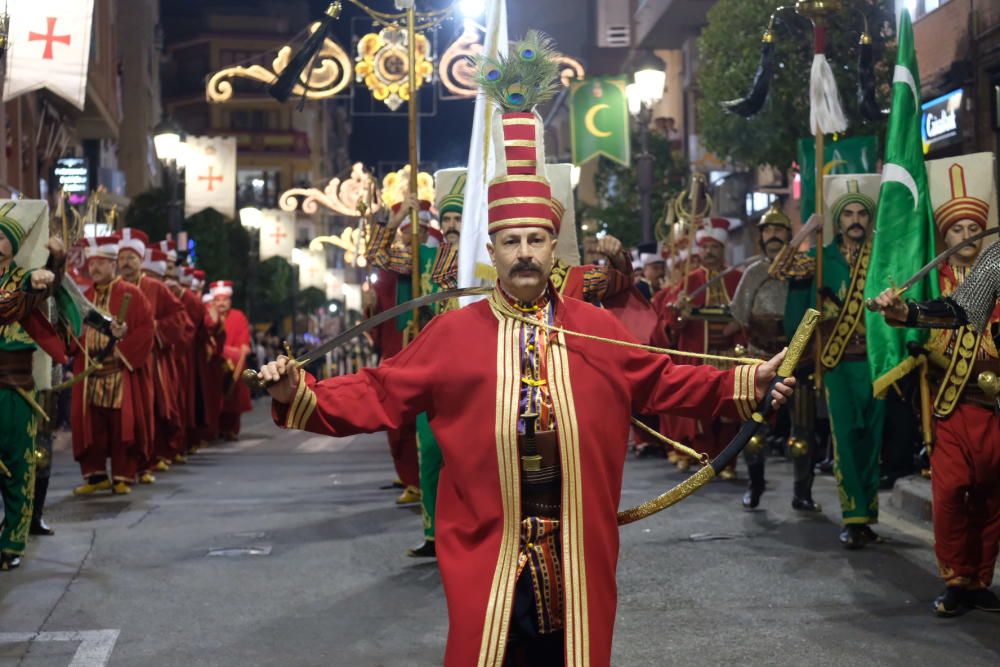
[864,286,906,313]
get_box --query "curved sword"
[865,226,1000,312]
[242,286,492,390]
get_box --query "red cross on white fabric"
[269,226,288,246]
[198,166,224,191]
[29,17,72,60]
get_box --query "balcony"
[211,130,311,157]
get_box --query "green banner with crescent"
[570,76,630,167]
[797,135,878,219]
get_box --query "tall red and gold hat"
[933,163,989,234]
[477,31,563,236]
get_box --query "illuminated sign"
[921,89,963,154]
[53,157,90,204]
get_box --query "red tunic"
[198,301,227,439]
[221,308,253,415]
[136,275,191,454]
[272,290,757,666]
[71,278,155,459]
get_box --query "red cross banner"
[184,136,237,219]
[258,208,296,262]
[3,0,96,109]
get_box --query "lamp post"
[628,52,667,244]
[154,118,187,258]
[239,206,263,324]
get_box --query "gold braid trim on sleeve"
[733,364,756,421]
[285,375,318,430]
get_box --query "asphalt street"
[1,400,998,666]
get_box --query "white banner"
[456,0,508,304]
[184,136,237,218]
[258,208,296,261]
[4,0,95,109]
[297,249,328,291]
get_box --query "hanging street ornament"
[355,25,434,111]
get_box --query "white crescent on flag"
[881,163,920,211]
[184,136,237,219]
[892,65,919,106]
[3,0,96,109]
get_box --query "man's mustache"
[509,261,542,277]
[847,223,866,233]
[763,238,784,248]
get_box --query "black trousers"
[504,570,565,667]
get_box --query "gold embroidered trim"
[549,330,589,667]
[477,306,523,667]
[490,175,550,186]
[933,326,981,417]
[506,160,538,168]
[733,365,756,421]
[821,239,872,369]
[502,117,536,126]
[503,140,538,148]
[285,376,317,430]
[488,196,554,209]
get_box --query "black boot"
[406,540,436,558]
[30,475,54,536]
[0,552,21,571]
[742,462,765,509]
[791,479,821,513]
[934,586,967,617]
[966,588,1000,613]
[839,525,865,550]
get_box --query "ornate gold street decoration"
[206,21,352,103]
[356,25,434,111]
[381,164,436,209]
[438,19,585,98]
[279,163,381,217]
[310,226,368,267]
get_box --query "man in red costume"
[663,219,745,476]
[196,272,226,444]
[212,280,252,440]
[72,236,155,495]
[116,229,191,481]
[258,106,794,666]
[875,163,1000,617]
[143,247,195,460]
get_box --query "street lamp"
[629,51,666,244]
[240,207,263,323]
[154,117,187,253]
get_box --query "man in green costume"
[0,201,65,571]
[777,176,886,549]
[366,173,466,557]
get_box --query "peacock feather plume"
[473,30,561,113]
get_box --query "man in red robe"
[258,108,794,666]
[143,247,195,460]
[116,229,190,481]
[662,219,745,476]
[212,280,252,439]
[195,272,226,444]
[72,236,155,495]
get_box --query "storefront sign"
[921,89,963,154]
[53,157,90,204]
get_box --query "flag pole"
[406,2,421,341]
[810,15,828,392]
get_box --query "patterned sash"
[820,239,872,369]
[933,325,981,417]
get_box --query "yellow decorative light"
[279,163,379,217]
[206,22,352,103]
[310,226,366,266]
[355,26,434,111]
[438,19,585,98]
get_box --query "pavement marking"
[294,435,357,453]
[0,630,120,667]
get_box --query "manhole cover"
[207,546,272,557]
[44,500,131,523]
[688,532,744,542]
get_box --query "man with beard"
[776,177,885,549]
[255,91,795,661]
[0,203,65,570]
[116,229,190,481]
[212,280,252,441]
[730,201,821,511]
[664,218,745,477]
[71,237,154,496]
[873,162,1000,616]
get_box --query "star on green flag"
[569,76,630,167]
[863,9,940,384]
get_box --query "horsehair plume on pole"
[268,2,343,103]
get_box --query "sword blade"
[898,227,1000,293]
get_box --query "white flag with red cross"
[257,209,296,261]
[3,0,96,109]
[184,136,237,219]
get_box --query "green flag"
[863,10,939,384]
[797,135,878,220]
[570,76,630,166]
